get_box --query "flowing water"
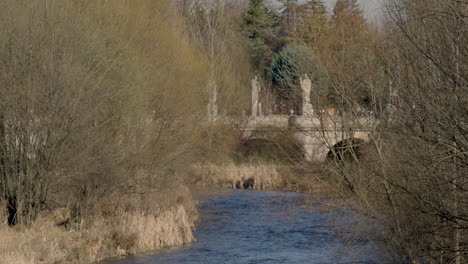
[104,190,384,264]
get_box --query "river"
[104,190,384,264]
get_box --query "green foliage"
[271,44,310,98]
[331,0,366,43]
[291,0,329,46]
[270,43,330,112]
[242,0,281,78]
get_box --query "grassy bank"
[0,162,312,264]
[191,163,281,190]
[191,162,328,195]
[0,161,296,264]
[0,1,219,263]
[0,186,197,264]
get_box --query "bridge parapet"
[288,115,375,131]
[240,114,376,162]
[244,115,289,130]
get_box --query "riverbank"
[191,162,330,195]
[0,163,326,264]
[0,186,198,264]
[103,189,385,264]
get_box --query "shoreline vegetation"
[0,1,221,263]
[0,184,199,264]
[1,0,465,263]
[0,163,322,264]
[191,162,328,195]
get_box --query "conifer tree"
[331,0,367,49]
[270,44,328,113]
[242,0,281,78]
[291,1,329,56]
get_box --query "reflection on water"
[104,190,384,264]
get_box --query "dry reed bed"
[0,192,198,264]
[192,163,282,190]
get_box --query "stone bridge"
[207,75,375,161]
[241,114,372,162]
[240,75,373,162]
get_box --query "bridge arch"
[241,115,374,162]
[326,138,367,162]
[237,135,303,163]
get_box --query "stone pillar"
[251,76,260,117]
[207,79,218,121]
[295,130,330,162]
[300,74,314,116]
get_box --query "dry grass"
[278,165,331,195]
[192,163,282,190]
[113,205,195,253]
[191,162,330,195]
[0,187,198,264]
[0,216,78,264]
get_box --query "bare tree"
[309,0,467,263]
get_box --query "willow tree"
[0,0,213,226]
[0,0,129,225]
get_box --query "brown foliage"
[0,0,209,237]
[306,0,467,263]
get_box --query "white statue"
[251,76,260,117]
[300,74,314,116]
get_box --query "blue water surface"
[104,190,384,264]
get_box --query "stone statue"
[300,74,314,116]
[251,76,260,117]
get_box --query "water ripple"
[104,190,384,264]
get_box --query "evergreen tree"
[291,0,329,53]
[333,0,364,20]
[331,0,366,42]
[329,0,368,66]
[270,44,328,113]
[242,0,281,78]
[279,0,299,34]
[329,0,376,111]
